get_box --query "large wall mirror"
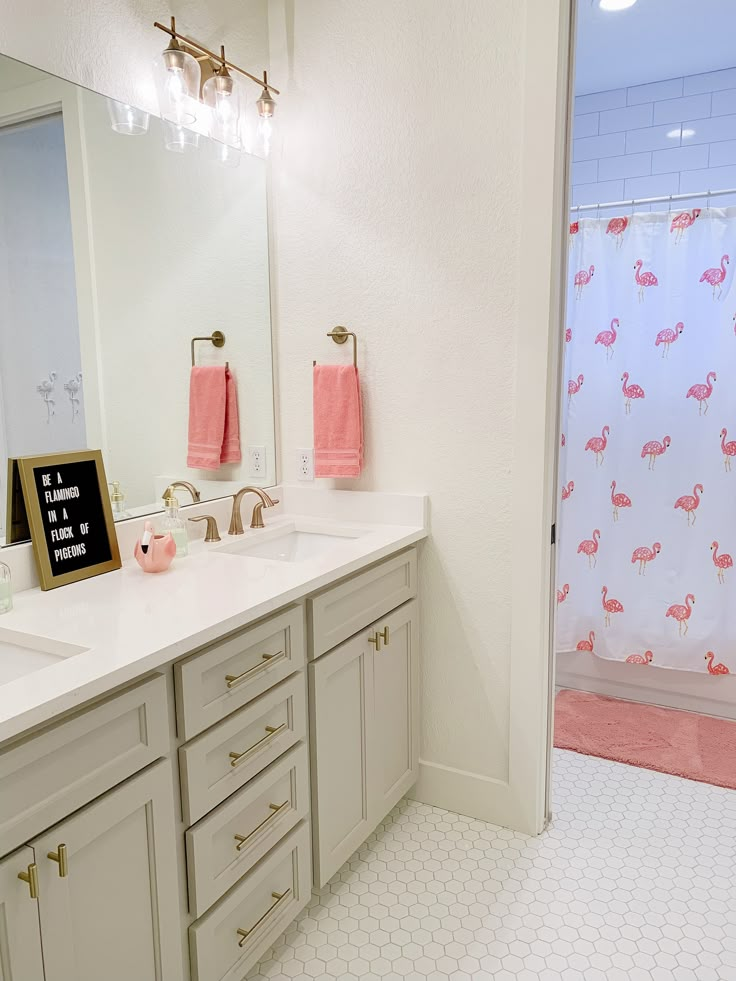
[0,50,275,538]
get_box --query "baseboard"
[411,758,522,832]
[557,657,736,721]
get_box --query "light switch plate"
[297,449,314,481]
[247,445,266,477]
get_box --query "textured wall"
[573,68,736,210]
[0,0,268,113]
[267,0,524,784]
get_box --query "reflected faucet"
[229,487,280,535]
[163,481,201,504]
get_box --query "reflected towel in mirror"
[187,366,241,470]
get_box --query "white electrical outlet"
[297,448,314,481]
[247,445,266,477]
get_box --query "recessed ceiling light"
[599,0,638,10]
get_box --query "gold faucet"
[163,481,201,504]
[229,487,280,535]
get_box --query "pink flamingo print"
[561,432,566,447]
[574,264,595,299]
[674,483,704,526]
[606,215,628,248]
[585,425,610,467]
[721,428,736,471]
[666,593,695,636]
[576,631,595,652]
[655,321,684,358]
[557,583,570,605]
[595,318,618,360]
[634,259,658,302]
[686,371,716,415]
[610,480,632,521]
[561,480,574,501]
[569,221,579,247]
[621,372,645,413]
[733,312,736,337]
[711,541,733,584]
[641,435,671,470]
[565,327,572,343]
[626,650,653,665]
[577,529,601,569]
[670,208,700,244]
[567,373,584,407]
[700,254,729,298]
[705,651,730,675]
[631,542,661,576]
[601,585,623,627]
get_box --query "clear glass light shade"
[106,98,150,136]
[153,44,201,125]
[163,119,200,153]
[202,70,244,148]
[210,140,241,168]
[255,88,276,158]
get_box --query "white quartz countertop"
[0,487,427,743]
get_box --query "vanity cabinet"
[309,570,419,887]
[31,760,181,981]
[0,846,45,980]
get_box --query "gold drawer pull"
[234,800,290,851]
[229,723,287,767]
[47,843,69,878]
[368,626,390,652]
[236,889,292,947]
[18,863,39,900]
[225,650,285,689]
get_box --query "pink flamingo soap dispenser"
[134,521,176,573]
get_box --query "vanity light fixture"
[153,17,280,158]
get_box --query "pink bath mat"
[555,689,736,790]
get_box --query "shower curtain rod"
[570,187,736,213]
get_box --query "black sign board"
[15,450,121,590]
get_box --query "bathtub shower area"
[554,1,736,786]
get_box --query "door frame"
[507,0,574,835]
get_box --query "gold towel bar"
[191,331,227,368]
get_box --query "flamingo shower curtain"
[556,207,736,675]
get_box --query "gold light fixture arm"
[154,19,280,95]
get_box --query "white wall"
[573,68,736,209]
[0,0,568,833]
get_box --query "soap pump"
[0,561,11,614]
[108,481,130,520]
[161,486,189,557]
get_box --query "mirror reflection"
[0,53,275,537]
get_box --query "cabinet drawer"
[186,743,309,917]
[189,821,311,981]
[0,674,168,857]
[179,674,306,825]
[308,548,417,659]
[175,606,305,740]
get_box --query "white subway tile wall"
[573,68,736,212]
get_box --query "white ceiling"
[575,0,736,95]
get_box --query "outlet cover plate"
[297,448,314,481]
[247,445,266,478]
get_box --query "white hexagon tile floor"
[247,748,736,980]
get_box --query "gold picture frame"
[17,450,122,590]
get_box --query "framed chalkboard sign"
[17,450,121,590]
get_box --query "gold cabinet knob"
[368,626,390,652]
[47,843,69,877]
[18,863,39,899]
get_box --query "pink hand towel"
[187,366,241,470]
[313,364,363,478]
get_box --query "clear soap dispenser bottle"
[0,561,12,614]
[162,487,189,557]
[108,481,130,521]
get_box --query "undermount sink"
[216,527,365,562]
[0,627,89,686]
